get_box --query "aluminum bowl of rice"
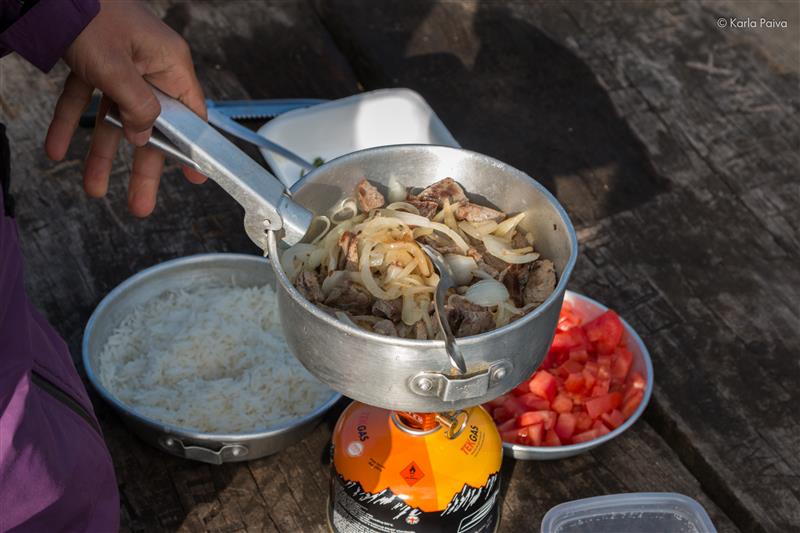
[82,253,341,464]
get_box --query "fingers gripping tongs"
[104,87,313,250]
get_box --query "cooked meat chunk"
[338,231,359,271]
[419,233,462,255]
[523,259,556,306]
[407,198,439,219]
[467,244,507,278]
[325,279,373,315]
[455,202,506,223]
[356,179,385,212]
[372,319,398,337]
[413,177,467,207]
[512,230,531,249]
[396,321,412,338]
[445,295,494,337]
[414,320,428,340]
[295,271,324,303]
[500,264,530,307]
[372,297,402,321]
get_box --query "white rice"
[97,284,333,433]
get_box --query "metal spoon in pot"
[420,244,468,375]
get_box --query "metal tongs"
[103,87,313,250]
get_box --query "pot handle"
[409,360,513,402]
[104,86,312,249]
[160,436,248,465]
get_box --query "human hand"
[44,0,207,217]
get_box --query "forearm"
[0,0,99,72]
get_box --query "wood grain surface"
[1,0,796,531]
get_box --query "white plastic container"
[541,493,717,533]
[256,88,459,187]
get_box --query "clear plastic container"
[541,493,717,533]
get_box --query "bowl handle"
[160,436,248,465]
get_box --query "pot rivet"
[165,438,175,447]
[262,218,272,228]
[416,377,433,392]
[492,367,507,381]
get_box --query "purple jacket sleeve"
[0,0,99,72]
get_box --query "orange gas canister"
[329,402,502,533]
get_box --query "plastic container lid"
[541,493,717,533]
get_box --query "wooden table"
[2,1,797,531]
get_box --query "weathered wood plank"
[313,0,799,531]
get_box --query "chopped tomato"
[564,373,585,393]
[502,396,526,416]
[591,379,610,397]
[517,410,557,430]
[572,429,600,443]
[585,392,623,419]
[601,409,625,429]
[517,393,551,411]
[592,419,611,436]
[528,371,558,401]
[569,349,589,363]
[486,395,508,408]
[575,412,593,432]
[496,418,517,433]
[557,302,581,331]
[544,428,562,446]
[511,381,532,396]
[551,326,591,352]
[492,406,513,423]
[622,390,644,418]
[554,413,576,440]
[525,423,544,446]
[551,394,573,414]
[612,346,633,381]
[628,372,646,391]
[560,359,583,375]
[582,368,597,390]
[500,429,520,443]
[584,311,624,354]
[492,301,647,447]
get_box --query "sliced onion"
[383,210,469,253]
[387,176,407,203]
[359,240,397,299]
[474,220,499,235]
[280,243,316,280]
[330,197,357,223]
[458,221,482,240]
[482,235,540,264]
[464,278,510,307]
[386,201,419,215]
[493,212,525,239]
[401,290,423,325]
[442,198,458,230]
[321,270,348,296]
[335,311,359,328]
[445,254,478,285]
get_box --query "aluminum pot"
[82,253,342,464]
[267,145,578,412]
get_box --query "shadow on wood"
[315,0,671,227]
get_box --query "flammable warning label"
[400,461,425,486]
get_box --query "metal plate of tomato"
[484,290,654,460]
